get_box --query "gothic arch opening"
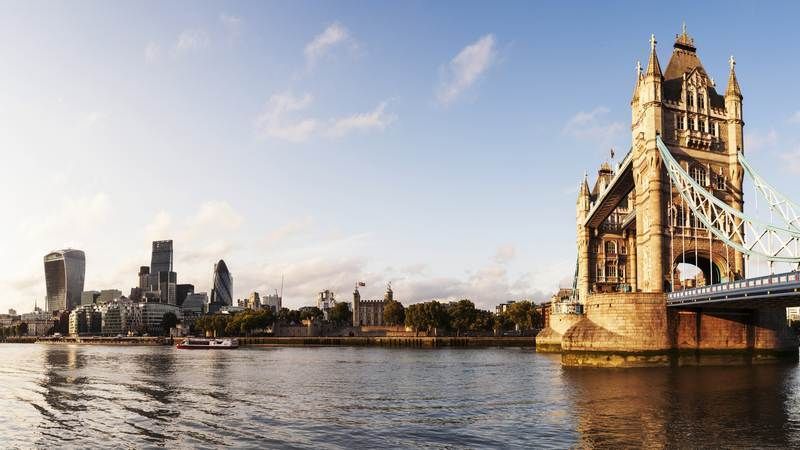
[672,251,727,290]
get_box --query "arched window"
[697,92,705,109]
[688,91,695,108]
[675,204,686,227]
[715,174,726,190]
[620,243,627,255]
[605,241,617,255]
[691,166,707,186]
[605,261,617,279]
[596,263,604,280]
[619,265,626,281]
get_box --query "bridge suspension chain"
[657,136,800,264]
[739,151,800,231]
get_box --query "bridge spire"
[726,55,742,98]
[645,34,662,78]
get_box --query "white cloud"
[494,244,517,264]
[263,216,314,246]
[254,92,318,143]
[220,13,243,39]
[780,146,800,174]
[327,101,396,138]
[255,93,395,143]
[436,34,497,105]
[562,106,624,142]
[175,29,210,53]
[745,128,778,153]
[304,22,354,69]
[144,42,161,62]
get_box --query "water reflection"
[563,364,800,448]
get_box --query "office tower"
[138,266,150,290]
[148,240,177,304]
[150,240,173,274]
[208,260,233,313]
[44,249,86,312]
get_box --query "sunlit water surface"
[1,344,800,448]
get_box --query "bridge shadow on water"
[561,363,800,448]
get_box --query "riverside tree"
[328,302,352,326]
[505,301,541,331]
[447,299,477,336]
[383,299,405,326]
[161,312,179,335]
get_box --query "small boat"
[176,338,239,349]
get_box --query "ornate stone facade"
[577,26,745,297]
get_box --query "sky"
[3,1,800,312]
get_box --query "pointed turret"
[631,60,643,102]
[726,55,742,99]
[644,34,662,79]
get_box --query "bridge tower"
[576,26,747,298]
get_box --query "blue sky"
[2,1,800,312]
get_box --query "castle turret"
[383,282,393,302]
[576,172,591,301]
[631,33,666,292]
[352,283,361,326]
[725,55,745,276]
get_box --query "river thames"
[1,344,800,448]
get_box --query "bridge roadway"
[667,271,800,309]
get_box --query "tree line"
[383,299,542,336]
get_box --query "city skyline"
[4,2,800,313]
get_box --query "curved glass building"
[209,260,233,313]
[44,249,86,312]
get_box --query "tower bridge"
[538,26,800,366]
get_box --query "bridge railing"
[667,271,800,301]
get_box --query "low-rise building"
[69,305,101,335]
[20,308,56,336]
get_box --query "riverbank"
[18,336,535,348]
[236,336,534,348]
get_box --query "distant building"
[100,299,135,336]
[81,291,101,306]
[138,266,150,290]
[209,260,233,313]
[99,299,182,336]
[69,305,101,335]
[0,312,19,328]
[97,289,122,305]
[150,240,173,273]
[176,284,194,307]
[317,290,336,320]
[182,292,208,316]
[44,249,86,312]
[262,292,282,313]
[352,283,393,326]
[148,241,177,304]
[495,301,516,315]
[138,302,182,335]
[8,309,16,316]
[245,292,260,309]
[20,309,55,336]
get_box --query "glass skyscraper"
[148,240,177,304]
[44,249,86,312]
[150,240,173,273]
[209,259,233,313]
